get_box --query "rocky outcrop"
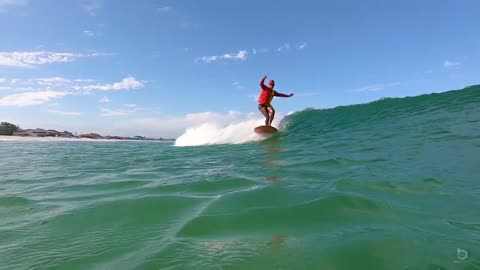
[13,129,59,137]
[79,133,104,139]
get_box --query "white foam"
[175,117,281,147]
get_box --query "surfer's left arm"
[274,91,294,98]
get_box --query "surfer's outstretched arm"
[274,91,294,98]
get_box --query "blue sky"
[0,0,479,137]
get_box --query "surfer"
[258,75,294,126]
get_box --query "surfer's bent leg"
[267,106,275,126]
[258,104,270,126]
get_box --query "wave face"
[281,85,480,145]
[1,85,479,269]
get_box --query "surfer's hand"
[263,75,267,80]
[289,93,294,97]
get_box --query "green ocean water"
[1,86,480,270]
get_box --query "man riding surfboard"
[258,75,294,126]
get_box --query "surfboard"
[254,125,278,134]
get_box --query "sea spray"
[175,119,264,146]
[175,117,285,147]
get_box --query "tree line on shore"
[0,122,19,135]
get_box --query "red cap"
[269,80,275,85]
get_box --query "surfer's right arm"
[260,75,267,88]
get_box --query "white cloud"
[0,0,27,12]
[48,109,82,116]
[100,108,131,117]
[200,56,218,63]
[224,51,247,59]
[277,43,291,52]
[0,86,11,91]
[125,103,137,107]
[82,0,102,16]
[253,43,306,55]
[35,77,70,86]
[231,43,305,60]
[351,82,401,92]
[102,116,186,138]
[0,91,70,107]
[0,76,143,95]
[232,82,244,89]
[0,77,28,85]
[238,51,247,59]
[74,79,95,82]
[0,77,54,92]
[83,30,95,37]
[100,106,143,117]
[355,84,384,92]
[184,111,219,122]
[82,77,145,91]
[194,110,253,121]
[200,50,248,63]
[99,96,110,103]
[15,87,35,92]
[0,51,94,67]
[444,60,460,68]
[158,6,172,13]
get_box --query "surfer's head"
[269,80,275,87]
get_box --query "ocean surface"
[1,85,479,270]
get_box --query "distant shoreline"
[5,128,175,142]
[0,135,175,142]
